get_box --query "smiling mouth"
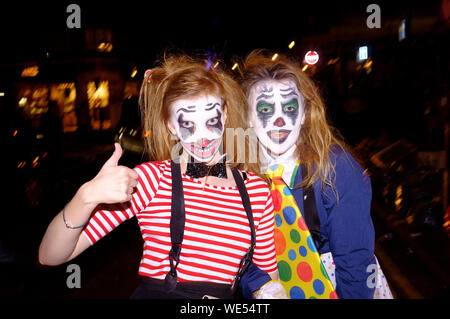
[185,138,221,160]
[267,130,291,144]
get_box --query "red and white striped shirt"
[82,160,277,285]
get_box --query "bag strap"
[230,167,256,293]
[165,160,185,292]
[300,164,325,252]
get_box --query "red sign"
[304,51,319,65]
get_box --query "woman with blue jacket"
[238,50,390,299]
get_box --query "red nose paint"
[200,139,211,148]
[274,117,286,127]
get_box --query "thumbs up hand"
[83,143,139,205]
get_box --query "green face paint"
[257,102,274,113]
[282,99,299,113]
[256,101,275,128]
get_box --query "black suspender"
[300,164,325,252]
[165,161,256,293]
[165,160,186,292]
[230,168,256,294]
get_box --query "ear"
[300,112,306,126]
[248,118,254,128]
[222,104,228,123]
[166,120,176,135]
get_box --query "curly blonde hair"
[138,53,260,174]
[239,50,349,191]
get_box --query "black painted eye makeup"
[177,113,195,139]
[206,110,223,134]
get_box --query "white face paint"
[168,94,225,163]
[248,79,305,157]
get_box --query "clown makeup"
[249,79,305,156]
[168,94,225,163]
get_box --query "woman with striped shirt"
[38,54,281,299]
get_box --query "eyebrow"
[176,107,196,113]
[256,93,274,101]
[281,92,298,99]
[205,102,220,111]
[279,87,298,97]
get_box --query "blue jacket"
[240,147,376,299]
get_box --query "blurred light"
[357,46,368,61]
[17,161,26,168]
[302,65,309,72]
[363,58,373,69]
[18,97,27,107]
[231,63,238,71]
[304,51,319,65]
[43,152,48,158]
[33,156,39,164]
[288,41,295,49]
[21,66,39,77]
[213,61,219,69]
[131,67,138,78]
[398,19,406,41]
[0,92,4,97]
[271,53,279,61]
[143,130,151,138]
[97,42,113,52]
[32,162,38,168]
[36,134,44,140]
[13,130,18,136]
[327,58,340,65]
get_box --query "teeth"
[193,140,217,152]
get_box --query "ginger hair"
[139,53,260,174]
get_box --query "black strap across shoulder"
[165,161,256,294]
[165,160,185,292]
[230,167,256,294]
[300,164,325,252]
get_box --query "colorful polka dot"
[283,187,292,196]
[329,290,338,299]
[288,249,296,261]
[290,229,300,243]
[299,246,307,257]
[271,189,282,211]
[297,262,313,282]
[274,228,286,256]
[272,177,285,185]
[297,216,308,231]
[275,214,282,227]
[269,164,279,171]
[307,235,317,253]
[283,206,297,225]
[313,279,325,295]
[278,260,292,282]
[290,286,306,299]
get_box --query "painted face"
[168,94,225,163]
[248,79,305,156]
